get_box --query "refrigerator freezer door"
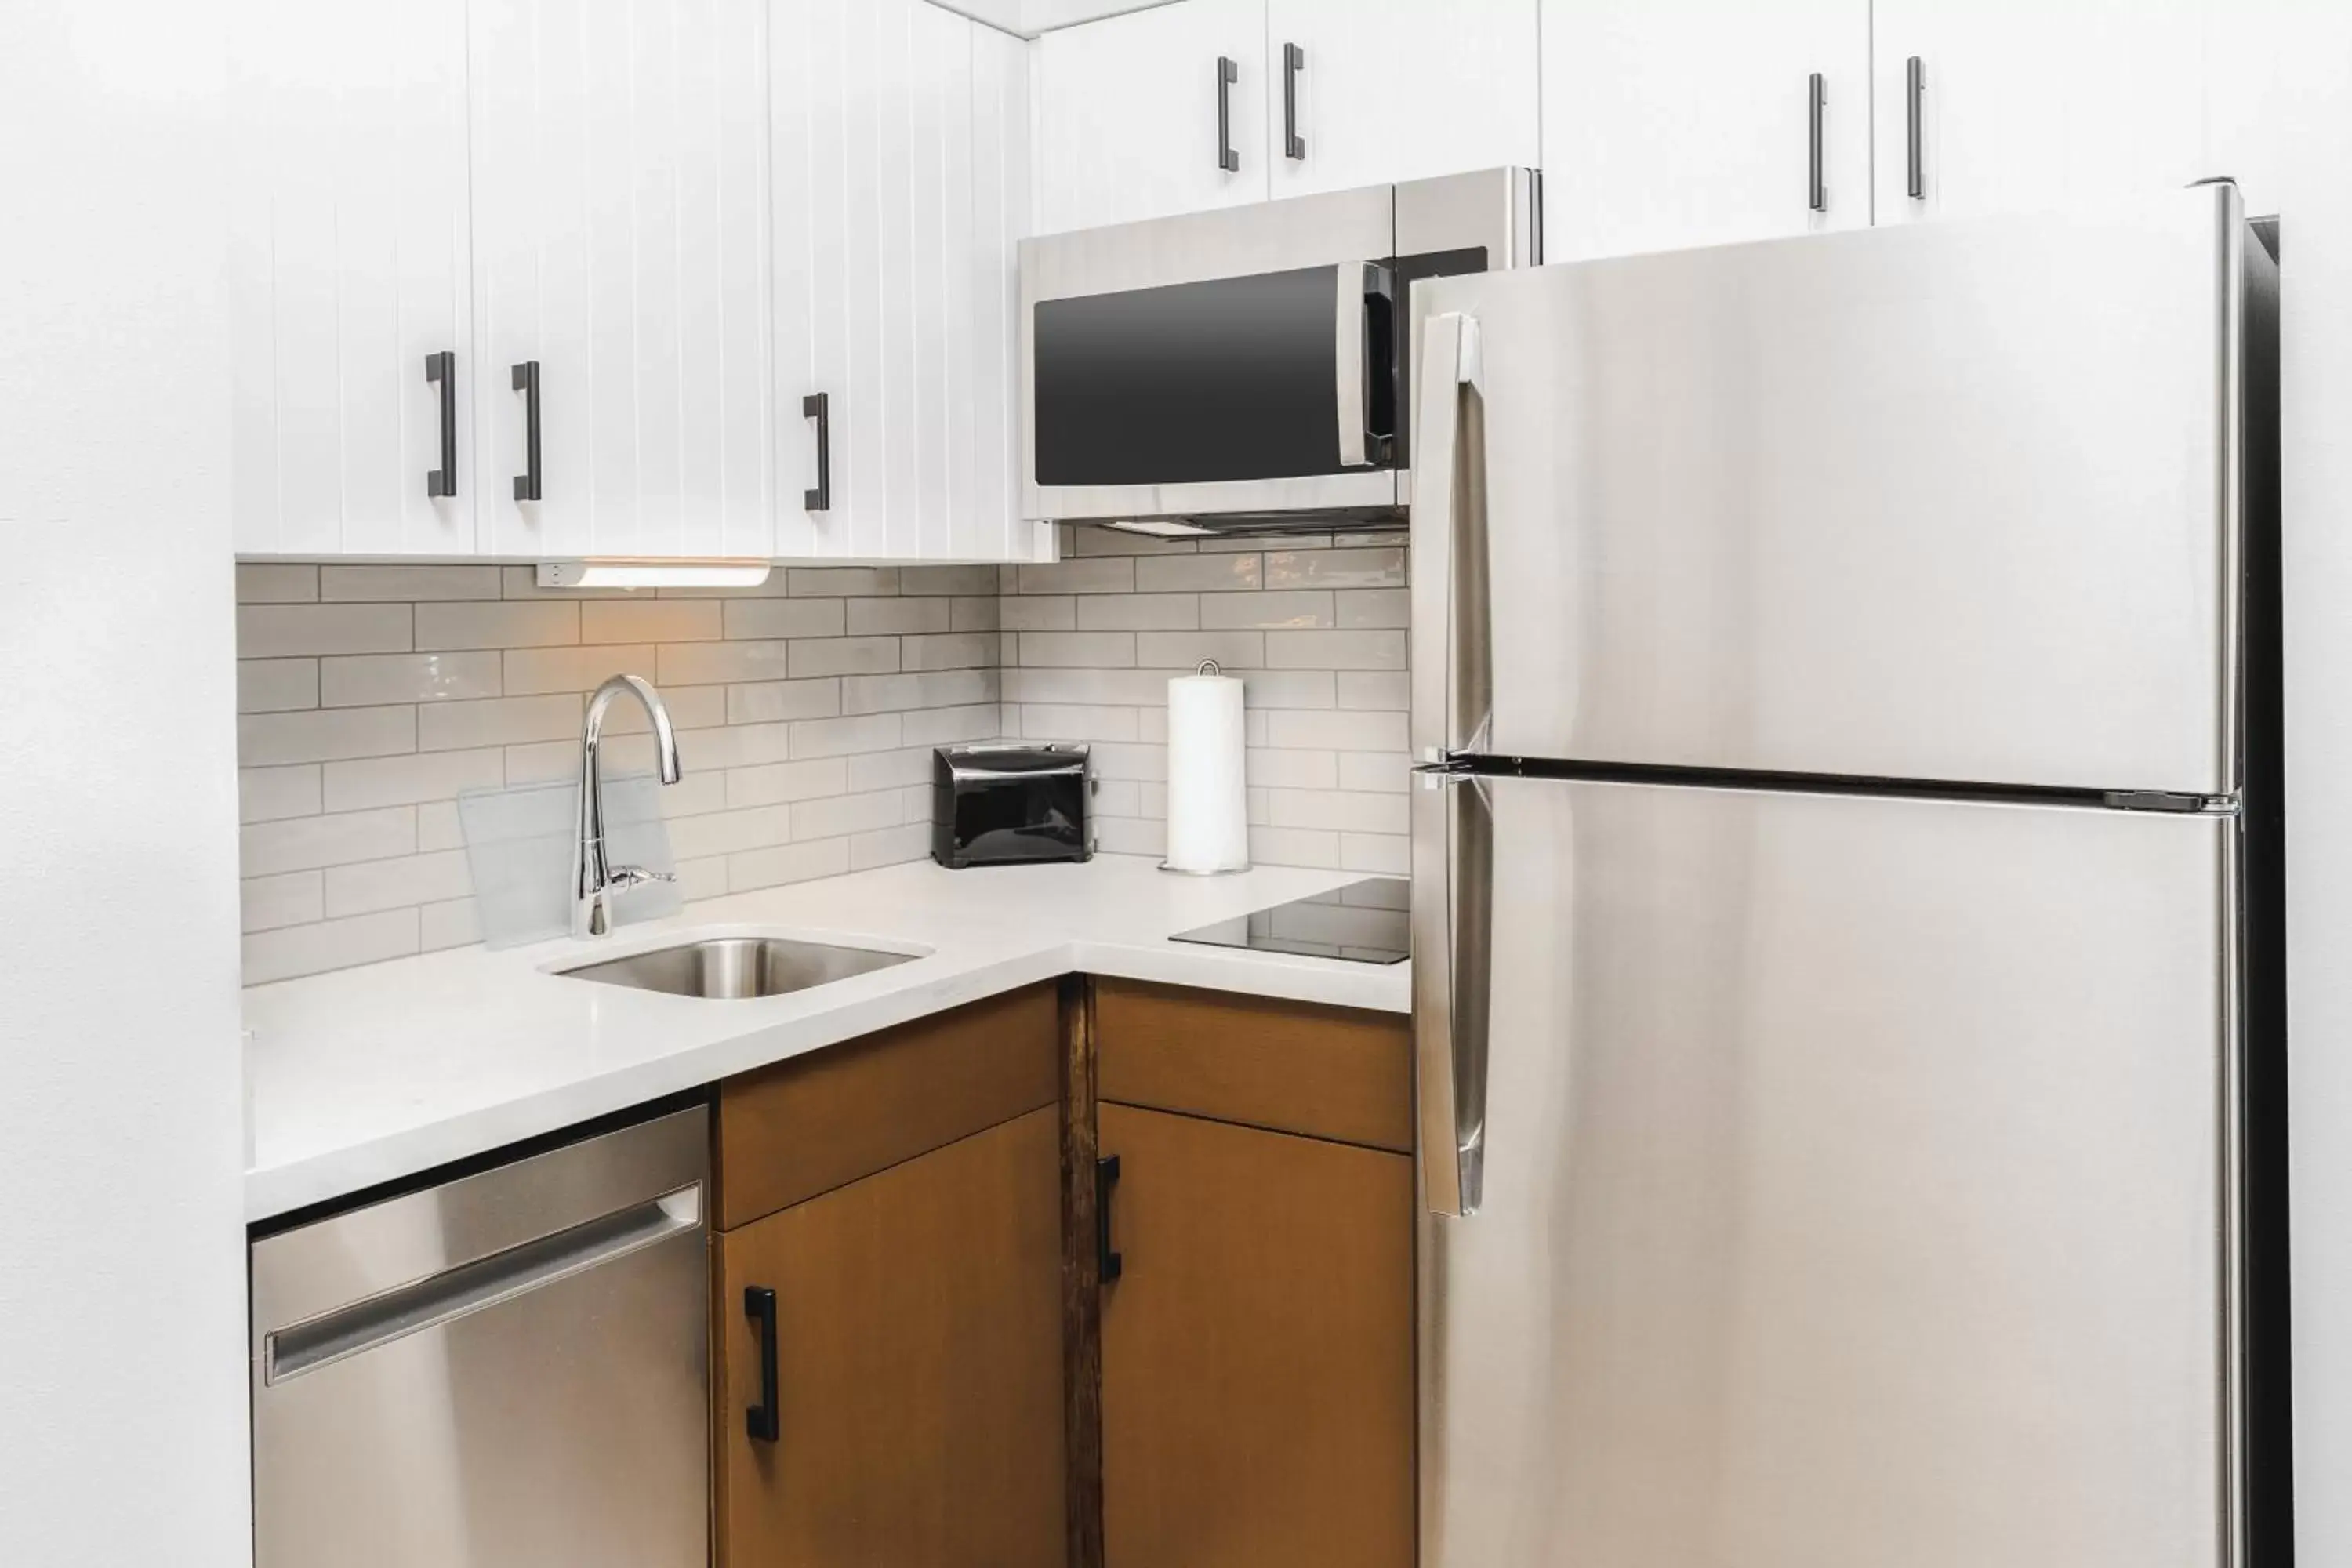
[1411,183,2243,796]
[1416,774,2235,1568]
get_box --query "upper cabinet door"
[773,0,1046,562]
[1265,0,1537,200]
[230,0,474,556]
[1871,0,2209,224]
[470,0,773,560]
[1541,0,1869,263]
[1033,0,1270,234]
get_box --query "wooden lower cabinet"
[1096,1102,1414,1568]
[715,1104,1067,1567]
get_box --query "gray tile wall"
[999,526,1412,875]
[234,562,1000,983]
[234,528,1412,982]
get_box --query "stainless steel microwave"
[1018,167,1538,535]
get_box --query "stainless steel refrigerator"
[1406,183,2286,1568]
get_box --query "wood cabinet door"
[468,0,774,559]
[1541,0,1870,262]
[1870,0,2211,225]
[771,0,1046,562]
[1098,1103,1414,1568]
[1265,0,1538,201]
[716,1105,1066,1568]
[1032,0,1270,235]
[229,0,475,556]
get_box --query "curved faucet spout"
[572,673,684,938]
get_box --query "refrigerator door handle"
[1410,310,1491,764]
[1411,771,1494,1218]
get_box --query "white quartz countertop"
[241,855,1409,1222]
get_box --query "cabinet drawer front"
[1094,978,1411,1151]
[716,982,1059,1229]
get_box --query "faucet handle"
[605,865,677,891]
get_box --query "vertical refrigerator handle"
[1410,310,1490,764]
[1411,773,1493,1219]
[1410,308,1495,1219]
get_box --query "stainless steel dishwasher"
[249,1105,710,1567]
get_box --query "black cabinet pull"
[744,1285,779,1443]
[425,351,457,499]
[1216,56,1240,173]
[1097,1155,1123,1283]
[1283,42,1305,161]
[1905,56,1926,200]
[803,391,831,511]
[510,360,543,503]
[1807,73,1827,213]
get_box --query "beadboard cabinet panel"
[470,0,774,561]
[230,0,475,556]
[1264,0,1538,201]
[1541,0,1871,262]
[773,0,1046,562]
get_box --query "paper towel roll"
[1164,663,1250,874]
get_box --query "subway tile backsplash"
[998,526,1410,877]
[234,528,1410,983]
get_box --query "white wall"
[2278,5,2352,1563]
[0,3,249,1566]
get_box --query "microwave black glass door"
[1033,265,1347,486]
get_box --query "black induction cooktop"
[1169,877,1410,965]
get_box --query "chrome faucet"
[570,673,684,938]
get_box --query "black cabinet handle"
[803,392,831,511]
[1097,1155,1123,1283]
[1283,43,1305,161]
[744,1285,779,1443]
[1216,56,1239,173]
[425,351,457,499]
[1807,73,1827,214]
[1905,56,1926,200]
[510,361,543,503]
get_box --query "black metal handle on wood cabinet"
[745,1285,780,1443]
[1216,56,1240,173]
[1283,43,1305,160]
[1807,73,1827,213]
[1097,1155,1123,1283]
[425,351,457,499]
[1905,56,1926,200]
[803,391,831,511]
[510,360,543,503]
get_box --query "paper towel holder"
[1160,660,1254,877]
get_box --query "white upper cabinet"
[1541,0,1869,262]
[469,0,775,560]
[1033,0,1269,234]
[230,0,475,556]
[773,0,1047,561]
[1265,0,1537,200]
[1871,0,2210,224]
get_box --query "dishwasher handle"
[263,1183,702,1385]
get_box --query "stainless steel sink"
[556,936,918,1000]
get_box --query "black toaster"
[931,744,1093,869]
